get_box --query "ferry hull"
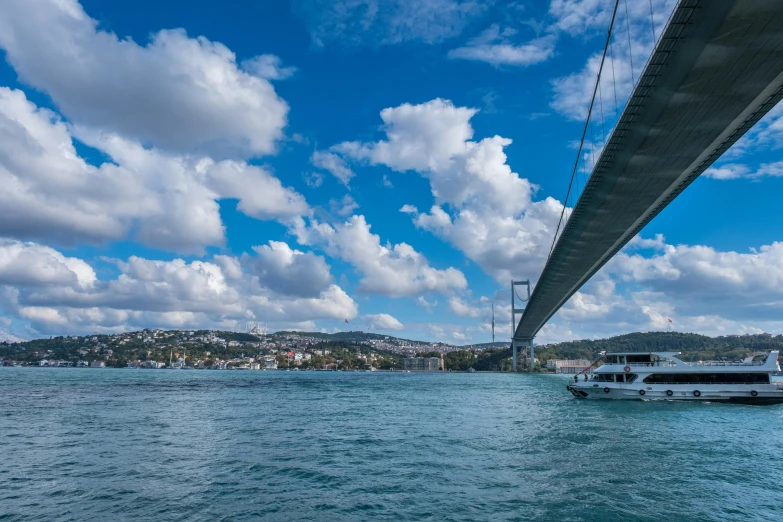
[567,385,783,404]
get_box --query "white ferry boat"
[566,351,783,404]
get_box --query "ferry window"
[643,373,770,384]
[597,374,614,382]
[625,374,637,383]
[615,374,624,383]
[626,354,652,364]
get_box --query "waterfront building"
[547,359,591,374]
[263,357,277,370]
[402,357,441,372]
[90,361,105,368]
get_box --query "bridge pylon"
[511,280,532,372]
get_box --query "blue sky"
[0,0,781,344]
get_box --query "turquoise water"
[1,368,781,521]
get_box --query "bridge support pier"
[511,279,531,372]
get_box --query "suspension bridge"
[512,0,783,369]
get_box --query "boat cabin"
[602,352,677,366]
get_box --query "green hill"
[536,332,783,362]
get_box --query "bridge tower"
[510,280,531,372]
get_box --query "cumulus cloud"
[0,239,358,336]
[245,241,333,298]
[532,238,783,343]
[0,0,288,158]
[0,329,24,343]
[0,239,96,289]
[549,0,616,36]
[327,99,562,283]
[448,25,556,67]
[365,313,404,330]
[448,296,482,318]
[293,214,467,297]
[416,296,438,311]
[312,96,783,343]
[704,103,783,182]
[241,54,298,80]
[609,241,783,322]
[0,88,308,253]
[311,150,356,185]
[329,195,360,217]
[293,0,490,47]
[704,161,783,181]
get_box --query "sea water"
[1,368,781,521]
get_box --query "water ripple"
[1,369,781,521]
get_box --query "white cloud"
[246,241,333,297]
[704,101,783,182]
[0,88,308,253]
[609,241,783,322]
[328,99,562,283]
[293,0,490,46]
[549,0,614,36]
[311,150,355,185]
[304,171,325,188]
[0,329,24,343]
[241,54,298,80]
[334,99,478,175]
[448,25,555,67]
[293,215,467,297]
[448,296,481,318]
[0,0,288,158]
[330,194,360,217]
[365,313,404,330]
[197,159,309,222]
[533,238,783,343]
[704,161,783,180]
[20,306,67,325]
[452,331,469,342]
[723,102,783,159]
[0,239,358,336]
[0,239,96,288]
[416,296,438,311]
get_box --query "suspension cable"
[624,0,635,87]
[547,0,621,260]
[599,75,606,144]
[609,35,619,116]
[649,0,656,41]
[514,287,530,303]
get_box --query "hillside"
[537,332,783,362]
[2,329,782,371]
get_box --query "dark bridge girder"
[515,0,783,342]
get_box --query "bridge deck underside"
[516,0,783,342]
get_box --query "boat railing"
[685,361,766,367]
[605,362,677,368]
[606,361,767,368]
